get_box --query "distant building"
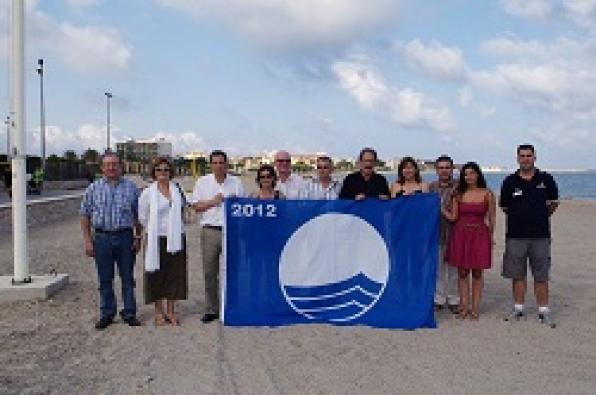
[116,137,172,162]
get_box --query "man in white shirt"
[274,150,304,199]
[192,150,245,323]
[300,156,340,200]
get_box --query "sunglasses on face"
[276,159,291,163]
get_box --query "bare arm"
[487,191,497,237]
[547,201,559,216]
[390,183,402,198]
[193,194,223,213]
[81,216,94,257]
[441,195,458,222]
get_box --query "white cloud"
[332,61,456,134]
[500,0,596,26]
[399,39,466,80]
[473,36,596,117]
[28,125,207,156]
[64,0,101,12]
[562,0,596,26]
[29,124,119,155]
[499,0,555,20]
[152,131,206,155]
[156,0,402,51]
[0,2,131,72]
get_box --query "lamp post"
[105,91,112,152]
[4,115,9,159]
[36,58,45,170]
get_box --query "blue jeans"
[94,230,137,320]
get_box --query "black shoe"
[447,304,459,314]
[200,312,219,323]
[95,316,113,330]
[123,317,142,327]
[433,303,443,312]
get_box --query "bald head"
[274,150,292,180]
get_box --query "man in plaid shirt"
[80,152,142,330]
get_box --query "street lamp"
[4,115,9,159]
[105,91,112,152]
[36,58,45,170]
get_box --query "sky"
[1,0,596,169]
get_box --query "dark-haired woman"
[444,162,496,320]
[391,156,429,197]
[138,156,188,326]
[251,164,284,199]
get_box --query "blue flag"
[223,195,439,329]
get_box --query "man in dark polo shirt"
[500,144,559,327]
[339,147,390,200]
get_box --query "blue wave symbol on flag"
[283,272,384,322]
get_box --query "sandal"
[166,314,180,327]
[457,310,468,320]
[154,314,168,326]
[469,311,479,320]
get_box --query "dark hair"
[517,144,535,154]
[358,147,377,161]
[256,164,277,189]
[150,156,174,180]
[317,156,333,166]
[435,154,454,167]
[458,161,487,195]
[209,150,227,163]
[397,156,421,184]
[99,151,121,165]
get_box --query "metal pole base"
[11,276,32,285]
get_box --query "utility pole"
[4,115,9,159]
[36,58,45,171]
[10,0,30,283]
[105,92,112,152]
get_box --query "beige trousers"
[200,227,222,314]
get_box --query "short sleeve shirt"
[429,179,458,244]
[191,173,245,227]
[339,171,390,199]
[499,169,558,238]
[275,174,305,199]
[79,177,139,230]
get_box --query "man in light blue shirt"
[80,152,141,330]
[300,156,340,200]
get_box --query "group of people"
[80,144,559,330]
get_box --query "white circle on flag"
[279,213,389,322]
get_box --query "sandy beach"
[1,198,595,394]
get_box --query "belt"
[94,228,132,234]
[203,225,222,231]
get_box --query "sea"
[381,171,596,201]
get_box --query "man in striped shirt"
[300,156,340,200]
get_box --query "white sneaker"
[538,312,556,328]
[504,309,525,322]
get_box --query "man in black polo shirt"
[500,144,559,327]
[339,147,390,200]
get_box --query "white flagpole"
[11,0,29,284]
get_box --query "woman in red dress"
[443,162,496,320]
